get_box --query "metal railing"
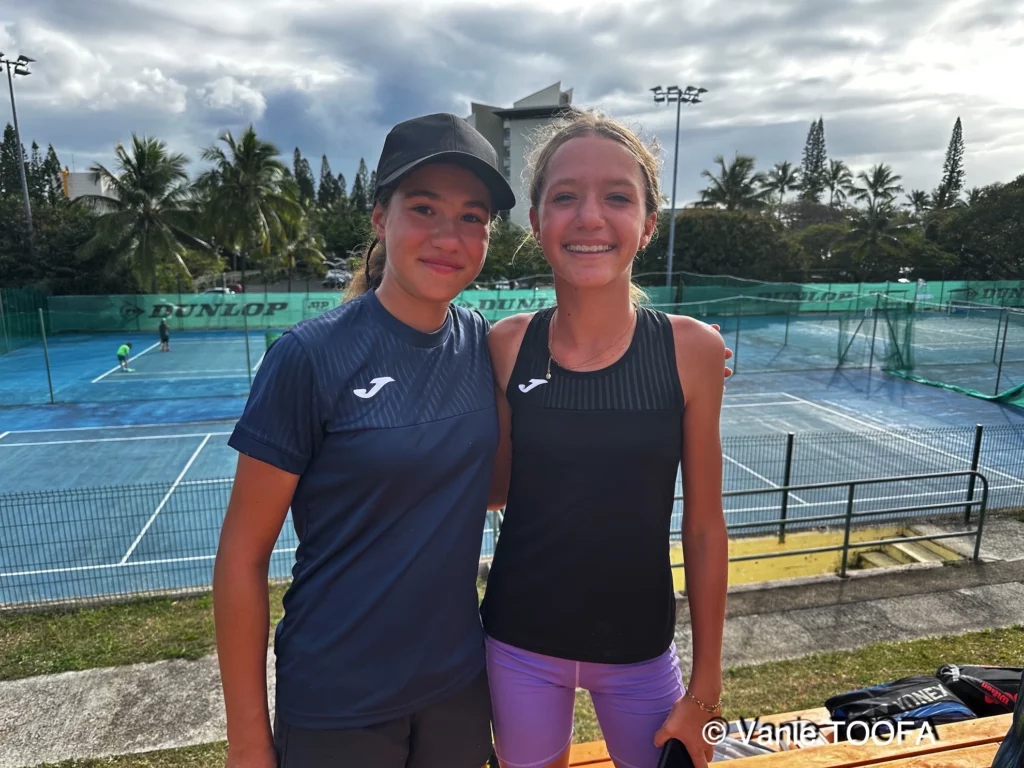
[672,470,989,578]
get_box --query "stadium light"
[651,83,707,289]
[1,52,35,255]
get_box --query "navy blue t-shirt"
[228,289,498,729]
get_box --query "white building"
[61,170,115,202]
[466,82,574,228]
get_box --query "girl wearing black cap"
[214,113,515,768]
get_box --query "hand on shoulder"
[487,313,535,393]
[667,315,727,401]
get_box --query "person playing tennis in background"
[213,113,516,768]
[482,111,728,768]
[158,319,170,352]
[116,341,132,372]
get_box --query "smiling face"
[530,134,657,291]
[372,162,492,304]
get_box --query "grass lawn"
[5,584,1024,765]
[27,625,1024,767]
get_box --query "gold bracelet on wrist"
[686,691,722,714]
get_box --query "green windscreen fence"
[1,278,1022,407]
[0,286,47,355]
[877,296,1024,406]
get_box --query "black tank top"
[480,306,684,664]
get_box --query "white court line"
[252,350,267,372]
[91,342,160,383]
[723,454,811,505]
[723,401,801,409]
[0,432,9,442]
[119,434,212,565]
[0,432,230,448]
[96,374,250,383]
[781,393,1024,485]
[159,339,253,346]
[723,392,795,400]
[0,547,296,579]
[110,370,249,376]
[815,400,899,430]
[6,421,236,435]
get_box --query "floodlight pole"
[2,54,34,255]
[651,84,707,290]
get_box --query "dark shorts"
[273,669,493,768]
[159,334,169,342]
[117,354,128,362]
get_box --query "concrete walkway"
[3,518,1023,768]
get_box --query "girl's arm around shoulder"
[485,313,534,510]
[668,314,728,406]
[668,314,727,709]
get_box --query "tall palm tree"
[78,135,207,292]
[825,160,854,207]
[839,200,911,280]
[964,187,985,206]
[696,153,772,211]
[904,189,932,216]
[850,164,903,209]
[196,126,303,271]
[763,161,801,211]
[280,215,327,290]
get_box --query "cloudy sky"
[2,0,1022,208]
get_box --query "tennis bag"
[936,664,1022,717]
[825,674,975,741]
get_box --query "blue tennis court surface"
[0,330,269,406]
[3,378,1023,607]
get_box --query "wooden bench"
[567,707,834,765]
[566,711,1010,767]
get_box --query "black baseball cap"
[374,113,516,212]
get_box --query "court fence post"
[839,484,855,578]
[0,289,10,355]
[783,310,790,347]
[965,424,983,524]
[991,308,1003,364]
[993,310,1010,395]
[867,293,881,371]
[38,308,55,404]
[778,432,794,543]
[243,312,254,390]
[733,312,741,375]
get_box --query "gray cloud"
[2,0,1021,207]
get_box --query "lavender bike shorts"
[485,635,685,768]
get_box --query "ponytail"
[343,188,394,302]
[343,237,387,301]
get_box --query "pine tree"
[369,170,377,201]
[0,123,26,199]
[42,144,64,205]
[27,141,47,203]
[317,155,340,208]
[350,159,371,215]
[337,173,348,201]
[935,117,965,208]
[292,148,316,206]
[799,117,828,203]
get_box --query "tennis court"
[3,389,1023,607]
[0,330,268,406]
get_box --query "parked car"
[202,287,235,294]
[323,269,352,289]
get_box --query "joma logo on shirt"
[353,377,395,399]
[518,379,548,393]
